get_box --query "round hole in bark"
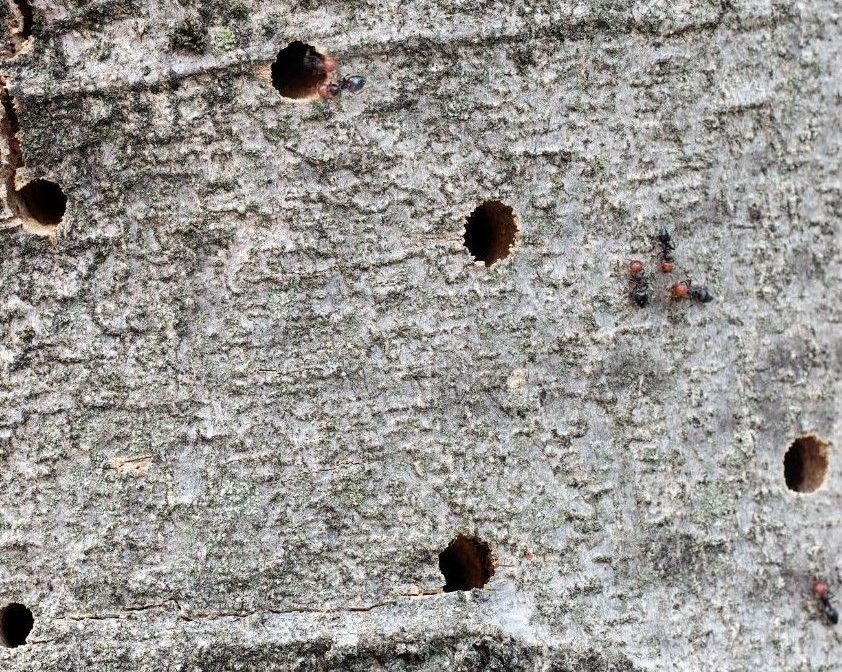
[0,603,34,648]
[464,200,518,266]
[784,434,830,493]
[17,179,67,226]
[271,41,329,100]
[439,535,494,592]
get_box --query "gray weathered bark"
[0,0,839,669]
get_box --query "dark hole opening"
[464,200,518,266]
[16,179,67,225]
[271,41,329,99]
[439,535,494,592]
[0,603,34,648]
[784,434,830,493]
[13,0,33,39]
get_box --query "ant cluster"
[302,48,366,100]
[813,580,839,626]
[628,228,714,308]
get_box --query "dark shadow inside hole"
[439,535,494,592]
[464,200,518,266]
[13,0,33,39]
[271,41,328,99]
[16,179,67,225]
[784,434,830,493]
[783,446,803,490]
[0,603,34,648]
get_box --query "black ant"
[629,260,650,307]
[656,227,675,273]
[813,581,839,625]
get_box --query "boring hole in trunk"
[0,603,33,648]
[464,200,518,266]
[271,41,330,100]
[17,178,67,226]
[784,434,830,493]
[439,535,494,592]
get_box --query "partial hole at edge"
[464,200,519,267]
[12,1,33,40]
[784,434,831,493]
[271,41,330,100]
[0,603,34,648]
[16,178,67,226]
[439,535,495,592]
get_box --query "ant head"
[813,581,830,600]
[671,282,690,299]
[629,260,645,276]
[317,84,334,99]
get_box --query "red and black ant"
[670,279,714,303]
[626,230,714,307]
[300,47,366,100]
[318,75,367,99]
[813,580,839,625]
[656,227,675,274]
[629,260,650,307]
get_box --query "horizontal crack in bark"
[52,591,443,623]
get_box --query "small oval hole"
[464,200,519,267]
[17,178,67,226]
[0,603,34,648]
[784,434,831,494]
[271,41,330,100]
[439,535,495,592]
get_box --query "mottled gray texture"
[0,0,839,669]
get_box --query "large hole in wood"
[0,603,33,648]
[464,200,518,267]
[271,41,330,100]
[784,434,830,493]
[16,178,67,226]
[439,535,494,592]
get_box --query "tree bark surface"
[0,1,839,669]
